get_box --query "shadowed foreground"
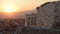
[21,27,58,34]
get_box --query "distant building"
[36,1,60,29]
[25,13,36,26]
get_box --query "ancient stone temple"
[25,13,37,26]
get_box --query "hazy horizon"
[0,0,57,19]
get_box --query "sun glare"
[2,4,17,13]
[5,7,14,13]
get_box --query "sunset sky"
[0,0,57,19]
[0,0,57,12]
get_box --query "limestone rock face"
[37,1,60,28]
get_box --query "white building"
[36,1,60,29]
[25,13,37,27]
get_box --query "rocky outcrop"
[36,1,60,29]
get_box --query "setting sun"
[5,7,14,13]
[2,3,17,13]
